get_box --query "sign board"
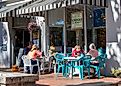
[71,12,83,29]
[0,22,10,68]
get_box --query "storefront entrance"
[49,27,63,53]
[14,29,30,58]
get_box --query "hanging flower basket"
[27,21,38,32]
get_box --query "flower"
[27,21,37,31]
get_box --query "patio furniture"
[90,54,107,78]
[39,56,50,74]
[82,55,91,79]
[64,54,85,79]
[66,53,72,57]
[54,53,66,78]
[22,55,40,75]
[63,54,91,80]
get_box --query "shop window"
[49,27,62,46]
[67,31,76,47]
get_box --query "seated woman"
[27,44,42,60]
[27,44,42,73]
[87,43,99,76]
[87,43,98,61]
[72,45,84,57]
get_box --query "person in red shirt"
[27,44,42,60]
[27,44,42,73]
[72,45,84,57]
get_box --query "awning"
[0,0,33,18]
[16,0,108,15]
[0,0,108,18]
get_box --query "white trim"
[53,3,56,9]
[102,0,104,7]
[40,6,43,11]
[33,7,36,12]
[96,0,100,6]
[58,1,62,8]
[18,9,21,14]
[92,0,95,5]
[25,8,29,14]
[67,0,71,6]
[49,4,53,10]
[62,0,66,7]
[76,0,80,4]
[22,9,25,14]
[46,4,49,10]
[72,0,76,5]
[36,6,39,12]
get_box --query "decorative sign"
[71,12,83,29]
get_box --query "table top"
[64,56,82,60]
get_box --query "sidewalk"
[36,73,121,86]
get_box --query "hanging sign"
[71,12,83,29]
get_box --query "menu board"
[71,12,83,29]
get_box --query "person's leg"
[31,60,38,74]
[91,63,99,77]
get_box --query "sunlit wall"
[106,0,121,75]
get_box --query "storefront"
[0,0,108,68]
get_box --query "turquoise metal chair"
[98,48,106,56]
[75,55,91,80]
[90,54,107,78]
[82,55,91,79]
[54,53,66,78]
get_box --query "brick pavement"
[36,73,121,86]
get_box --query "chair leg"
[88,67,90,79]
[62,66,65,76]
[54,63,57,74]
[98,69,100,79]
[30,66,33,74]
[56,65,62,79]
[38,66,40,75]
[49,62,52,72]
[79,67,83,80]
[24,66,26,73]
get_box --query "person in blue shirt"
[24,41,33,55]
[18,41,33,67]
